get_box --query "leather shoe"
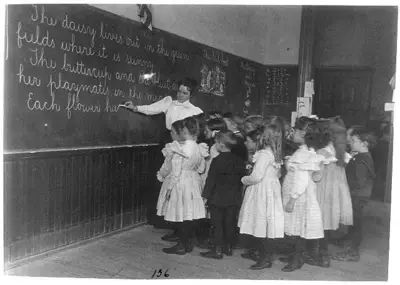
[200,246,223,260]
[161,233,179,242]
[222,244,233,256]
[162,243,187,255]
[250,256,272,270]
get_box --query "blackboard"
[260,65,299,120]
[262,66,299,105]
[4,4,297,151]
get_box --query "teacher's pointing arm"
[122,96,172,115]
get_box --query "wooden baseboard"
[4,222,148,271]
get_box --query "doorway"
[314,67,374,127]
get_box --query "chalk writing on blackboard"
[202,48,229,66]
[6,4,262,149]
[240,61,256,115]
[263,67,291,105]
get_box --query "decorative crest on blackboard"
[137,4,153,31]
[199,64,226,96]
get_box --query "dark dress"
[202,152,246,246]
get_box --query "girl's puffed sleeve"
[241,151,274,186]
[157,143,174,182]
[167,141,188,190]
[197,143,210,175]
[287,149,323,198]
[290,169,309,199]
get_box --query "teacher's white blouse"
[136,96,203,130]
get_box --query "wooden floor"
[4,201,391,280]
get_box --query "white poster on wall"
[297,97,312,118]
[304,80,314,98]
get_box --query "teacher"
[121,77,203,240]
[122,77,203,143]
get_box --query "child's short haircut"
[206,118,227,132]
[183,116,200,137]
[215,131,238,150]
[243,115,264,135]
[178,77,198,93]
[295,116,317,133]
[349,126,378,150]
[296,116,329,150]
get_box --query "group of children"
[121,77,377,272]
[155,112,377,272]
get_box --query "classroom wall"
[313,6,397,121]
[4,146,163,268]
[91,4,302,65]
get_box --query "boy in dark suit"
[201,131,246,259]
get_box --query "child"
[159,117,209,255]
[200,131,246,259]
[281,116,326,272]
[304,117,353,268]
[238,124,285,270]
[122,77,203,142]
[197,118,228,249]
[202,118,228,184]
[156,122,183,222]
[223,117,248,161]
[122,77,203,241]
[239,126,264,262]
[242,115,265,135]
[333,126,376,262]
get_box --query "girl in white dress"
[304,117,353,268]
[156,126,182,216]
[238,123,285,270]
[160,117,209,255]
[281,117,326,272]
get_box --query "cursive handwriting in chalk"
[61,52,112,85]
[126,36,140,49]
[156,38,170,56]
[115,71,135,84]
[29,47,57,69]
[65,92,101,119]
[171,49,189,61]
[27,91,61,112]
[104,96,120,112]
[203,49,228,66]
[144,44,155,53]
[62,14,97,47]
[60,34,96,56]
[100,22,123,44]
[125,54,153,69]
[16,22,56,49]
[17,63,41,87]
[112,53,120,62]
[47,72,109,101]
[112,89,125,97]
[31,5,58,27]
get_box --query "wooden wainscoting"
[3,145,163,268]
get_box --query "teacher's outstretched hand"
[120,101,138,112]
